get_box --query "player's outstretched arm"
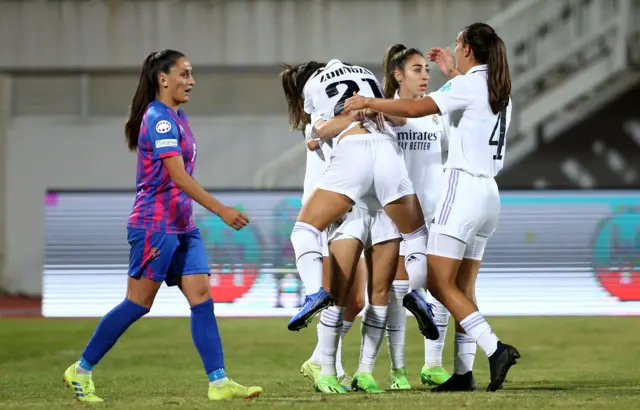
[364,108,407,127]
[312,111,362,140]
[345,92,441,118]
[162,156,249,230]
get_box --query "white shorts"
[315,135,415,207]
[327,205,400,249]
[429,169,500,243]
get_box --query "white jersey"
[307,112,385,212]
[303,59,390,140]
[428,64,512,178]
[394,92,450,219]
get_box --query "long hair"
[124,49,185,151]
[382,44,424,98]
[279,61,325,131]
[462,23,511,114]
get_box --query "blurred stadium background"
[1,1,640,408]
[1,0,639,316]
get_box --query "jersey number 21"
[325,79,383,116]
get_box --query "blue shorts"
[127,228,210,286]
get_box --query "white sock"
[357,304,388,374]
[459,311,499,357]
[309,321,323,363]
[319,306,345,377]
[76,363,92,376]
[454,332,476,374]
[336,321,353,377]
[425,294,450,368]
[401,226,428,292]
[209,377,229,386]
[386,280,409,370]
[291,222,324,296]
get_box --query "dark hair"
[280,61,325,131]
[462,23,511,114]
[125,49,185,151]
[382,44,424,98]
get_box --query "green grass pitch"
[1,316,640,409]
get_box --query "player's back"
[127,100,196,233]
[431,66,512,178]
[304,59,384,120]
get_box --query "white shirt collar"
[325,59,342,69]
[466,64,488,75]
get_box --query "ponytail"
[125,53,157,151]
[280,61,325,131]
[382,44,424,98]
[486,35,511,114]
[382,44,406,98]
[124,49,185,151]
[462,23,511,114]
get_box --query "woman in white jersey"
[314,114,403,395]
[297,118,368,392]
[282,65,405,394]
[380,44,453,390]
[345,23,520,392]
[281,60,440,347]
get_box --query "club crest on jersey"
[156,120,172,134]
[432,115,439,125]
[148,248,160,260]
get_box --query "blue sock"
[79,299,149,369]
[208,368,226,383]
[190,299,225,380]
[78,357,94,371]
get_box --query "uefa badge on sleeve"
[156,120,172,134]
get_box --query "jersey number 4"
[488,105,507,160]
[325,79,383,116]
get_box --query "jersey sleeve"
[303,84,315,115]
[304,123,314,141]
[147,115,182,160]
[428,76,473,115]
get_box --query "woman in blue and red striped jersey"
[61,50,261,402]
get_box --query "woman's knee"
[383,194,425,234]
[347,290,365,315]
[126,277,162,309]
[178,274,212,306]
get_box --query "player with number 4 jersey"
[344,23,521,393]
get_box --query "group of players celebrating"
[282,22,520,394]
[60,21,521,404]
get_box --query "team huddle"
[60,21,520,404]
[283,22,519,394]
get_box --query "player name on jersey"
[318,65,375,83]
